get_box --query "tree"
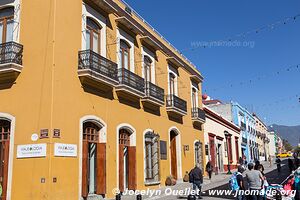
[294,146,300,155]
[283,139,293,151]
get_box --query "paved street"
[118,159,293,200]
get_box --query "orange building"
[0,0,205,199]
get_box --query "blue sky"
[125,0,300,126]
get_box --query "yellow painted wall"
[0,0,205,199]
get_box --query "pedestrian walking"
[235,166,245,200]
[245,163,264,200]
[239,157,244,165]
[205,161,213,180]
[288,158,294,173]
[254,160,264,173]
[294,153,300,169]
[268,155,272,167]
[189,163,203,199]
[275,156,281,173]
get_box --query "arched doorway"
[169,129,181,180]
[0,119,11,200]
[119,128,136,192]
[81,121,106,198]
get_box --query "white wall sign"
[17,143,47,158]
[54,143,77,157]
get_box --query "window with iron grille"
[144,132,160,183]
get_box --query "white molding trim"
[167,68,178,96]
[0,0,21,43]
[78,115,107,199]
[116,29,135,72]
[142,128,153,183]
[167,126,182,179]
[115,123,136,190]
[0,112,15,200]
[81,2,107,57]
[141,46,156,84]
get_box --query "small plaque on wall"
[53,129,60,138]
[40,129,49,138]
[160,140,167,160]
[184,145,189,151]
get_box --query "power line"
[182,13,300,52]
[204,63,300,93]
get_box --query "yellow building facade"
[253,114,270,162]
[0,0,205,199]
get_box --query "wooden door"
[119,129,131,192]
[209,136,216,171]
[128,146,136,190]
[119,144,125,192]
[170,132,177,179]
[0,120,10,200]
[96,143,106,194]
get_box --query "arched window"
[143,56,152,83]
[169,73,175,95]
[0,7,14,43]
[0,119,11,199]
[192,88,197,109]
[119,40,130,69]
[82,121,106,197]
[144,131,160,183]
[86,18,101,54]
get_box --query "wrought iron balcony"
[242,137,247,144]
[166,94,187,116]
[0,42,23,82]
[78,50,119,88]
[115,68,145,98]
[240,122,246,131]
[142,81,164,106]
[191,107,206,124]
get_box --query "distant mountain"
[268,124,300,147]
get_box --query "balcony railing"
[78,50,118,84]
[0,42,23,66]
[117,67,145,96]
[166,94,187,115]
[240,122,246,131]
[143,81,164,106]
[191,107,206,123]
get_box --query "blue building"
[205,101,256,163]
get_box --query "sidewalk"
[117,160,283,200]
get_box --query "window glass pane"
[0,7,14,19]
[92,33,99,53]
[124,51,129,69]
[6,20,13,42]
[86,30,90,50]
[0,22,3,43]
[119,51,123,69]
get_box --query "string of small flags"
[181,13,300,52]
[204,63,300,93]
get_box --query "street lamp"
[224,131,232,174]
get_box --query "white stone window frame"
[0,0,21,43]
[81,3,107,57]
[141,46,156,84]
[116,28,135,72]
[190,81,199,108]
[167,65,178,96]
